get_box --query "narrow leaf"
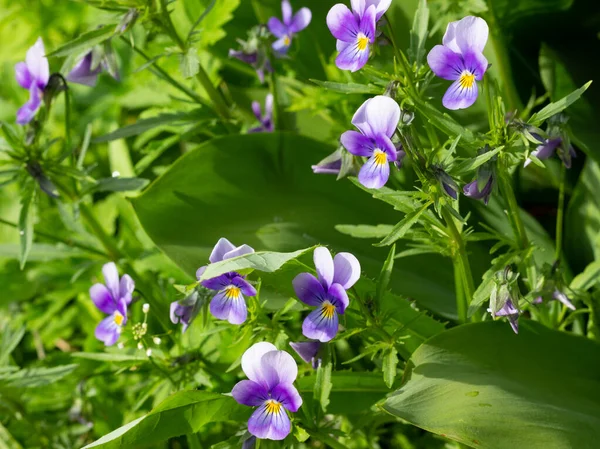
[310,79,382,94]
[530,81,592,125]
[376,244,395,307]
[335,224,394,239]
[382,346,399,388]
[570,261,600,291]
[93,112,200,143]
[452,146,502,176]
[375,202,431,247]
[409,0,429,66]
[18,184,35,269]
[48,24,117,58]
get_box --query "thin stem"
[78,203,123,261]
[555,164,566,261]
[441,208,475,322]
[497,167,528,250]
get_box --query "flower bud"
[142,303,150,313]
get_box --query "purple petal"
[532,138,562,160]
[268,17,288,38]
[358,153,390,189]
[453,16,489,55]
[302,306,339,342]
[248,401,291,440]
[282,0,292,25]
[442,78,479,110]
[271,383,302,412]
[15,62,32,89]
[289,341,321,365]
[340,130,374,157]
[327,4,360,41]
[195,266,207,281]
[223,244,255,260]
[312,149,342,175]
[252,101,262,121]
[427,45,462,80]
[367,0,392,21]
[209,289,247,324]
[553,289,575,311]
[259,349,298,389]
[314,247,334,288]
[463,175,493,204]
[201,274,231,290]
[374,134,398,161]
[67,52,101,87]
[119,274,135,304]
[463,51,488,80]
[90,283,116,314]
[293,272,326,306]
[351,0,366,16]
[95,316,121,346]
[442,20,461,53]
[264,94,274,121]
[231,276,257,297]
[335,40,370,72]
[352,96,400,138]
[16,84,42,125]
[102,262,120,300]
[289,7,311,33]
[231,380,269,406]
[332,252,361,289]
[229,49,257,65]
[25,37,49,88]
[443,181,459,199]
[359,5,377,41]
[273,37,290,54]
[328,283,350,314]
[209,237,236,263]
[242,342,278,383]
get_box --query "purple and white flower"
[232,342,302,440]
[293,247,360,342]
[289,341,322,369]
[312,148,343,175]
[89,262,135,346]
[170,291,199,333]
[249,94,274,133]
[267,0,311,55]
[67,53,103,87]
[340,95,401,189]
[524,137,576,169]
[427,16,489,110]
[463,173,494,204]
[197,238,257,325]
[327,0,387,72]
[488,298,519,334]
[15,38,50,125]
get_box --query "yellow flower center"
[283,35,291,46]
[114,312,124,326]
[373,149,387,165]
[321,301,336,319]
[224,285,241,299]
[265,399,282,415]
[459,72,476,89]
[357,34,369,51]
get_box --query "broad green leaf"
[198,248,315,281]
[409,0,429,66]
[84,391,247,448]
[297,372,388,415]
[93,111,202,143]
[132,133,457,318]
[310,80,382,95]
[0,364,77,388]
[375,202,431,247]
[382,346,398,388]
[529,81,592,125]
[335,224,394,239]
[48,24,116,58]
[384,321,600,448]
[570,261,600,291]
[89,177,149,193]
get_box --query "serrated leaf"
[47,24,117,58]
[310,80,382,95]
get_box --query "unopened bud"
[146,349,152,357]
[137,342,144,350]
[142,303,150,313]
[153,337,162,345]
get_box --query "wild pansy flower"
[488,267,521,334]
[289,341,322,369]
[170,291,199,332]
[427,16,489,110]
[293,247,360,342]
[232,342,302,440]
[340,95,401,189]
[89,262,134,346]
[312,148,343,175]
[488,298,519,334]
[524,115,576,169]
[197,238,257,325]
[267,0,311,55]
[463,151,495,204]
[327,0,391,72]
[67,53,103,87]
[249,94,274,133]
[229,26,273,83]
[15,38,50,125]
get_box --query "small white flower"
[153,337,162,345]
[142,303,150,313]
[137,342,144,350]
[146,348,152,357]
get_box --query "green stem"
[78,203,123,261]
[497,167,528,250]
[441,208,475,322]
[555,164,566,261]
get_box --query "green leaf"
[18,184,35,270]
[376,244,395,307]
[132,133,457,318]
[0,243,91,261]
[384,321,600,448]
[47,24,117,58]
[570,261,600,291]
[375,202,431,247]
[530,81,592,125]
[93,111,202,143]
[71,352,148,363]
[83,391,247,448]
[382,346,398,388]
[180,47,200,78]
[89,177,149,193]
[309,80,382,95]
[297,372,388,415]
[179,0,240,48]
[0,422,23,449]
[198,247,315,282]
[335,224,394,239]
[409,0,429,66]
[313,350,333,414]
[451,146,502,176]
[0,326,25,366]
[0,364,77,388]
